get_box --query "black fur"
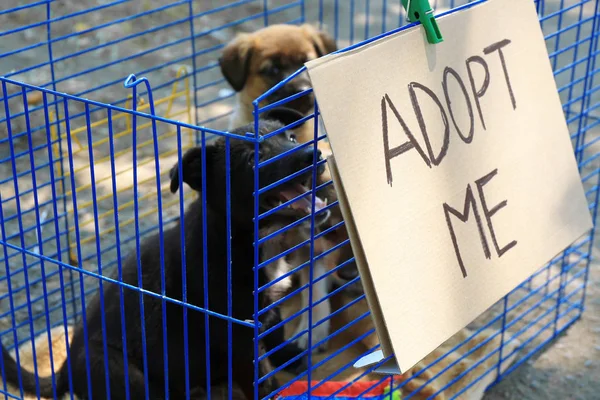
[1,109,324,400]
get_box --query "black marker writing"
[381,38,515,187]
[443,66,475,143]
[408,82,450,167]
[475,168,518,257]
[465,55,490,130]
[444,168,517,278]
[382,93,430,186]
[484,39,516,110]
[443,184,490,278]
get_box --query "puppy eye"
[262,66,280,76]
[247,152,256,166]
[289,134,297,143]
[248,151,265,166]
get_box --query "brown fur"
[220,24,335,128]
[3,323,520,400]
[219,24,379,363]
[219,24,378,358]
[219,24,337,185]
[260,211,334,353]
[1,326,75,400]
[319,200,381,352]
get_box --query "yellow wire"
[47,72,196,249]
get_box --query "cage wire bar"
[0,0,598,399]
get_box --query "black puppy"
[0,108,327,400]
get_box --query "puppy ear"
[219,34,254,92]
[169,146,215,193]
[262,107,306,127]
[301,24,337,58]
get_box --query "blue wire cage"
[0,0,598,399]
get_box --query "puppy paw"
[295,330,309,351]
[294,319,330,353]
[312,319,331,353]
[271,343,307,374]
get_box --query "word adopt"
[381,38,517,278]
[382,39,514,183]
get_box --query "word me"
[381,38,518,278]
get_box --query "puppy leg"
[260,307,307,373]
[73,342,163,400]
[310,263,331,353]
[293,263,331,353]
[292,269,311,351]
[233,339,279,400]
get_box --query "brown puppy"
[261,209,333,354]
[259,180,378,357]
[318,195,380,353]
[219,23,337,160]
[220,25,372,357]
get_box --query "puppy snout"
[302,147,321,165]
[294,82,312,94]
[338,261,359,281]
[293,72,312,93]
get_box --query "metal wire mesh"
[0,0,598,399]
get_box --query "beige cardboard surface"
[306,0,593,373]
[329,156,395,359]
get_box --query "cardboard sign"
[306,0,593,373]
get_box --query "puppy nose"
[303,148,322,164]
[338,261,359,281]
[296,83,311,93]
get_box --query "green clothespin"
[401,0,443,44]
